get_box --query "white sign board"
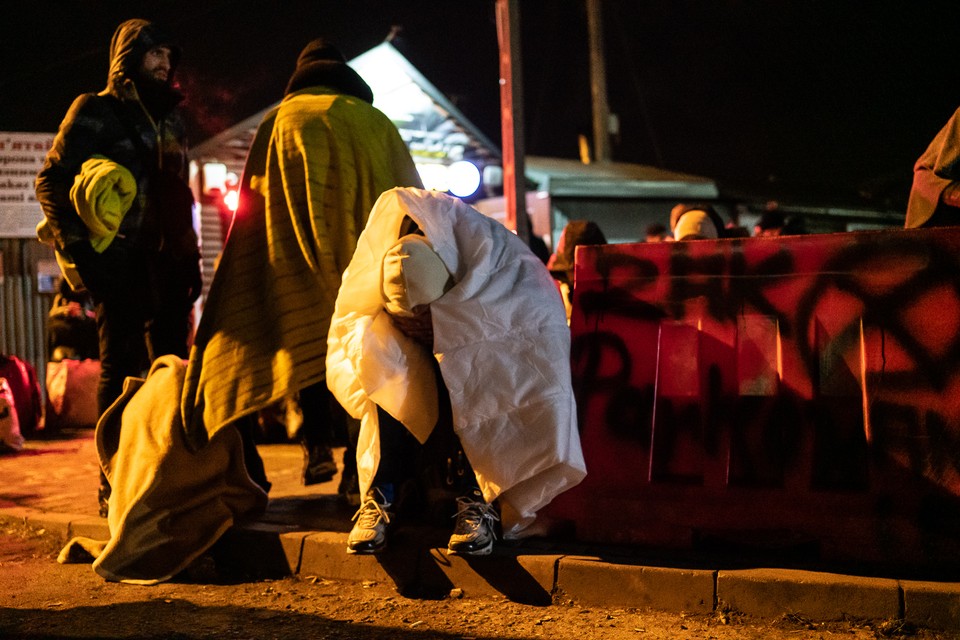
[0,132,54,238]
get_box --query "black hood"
[106,18,182,95]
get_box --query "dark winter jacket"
[35,19,195,263]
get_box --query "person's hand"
[65,241,107,298]
[943,182,960,208]
[388,305,434,347]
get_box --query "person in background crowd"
[181,39,422,502]
[670,203,725,241]
[906,105,960,228]
[753,208,808,237]
[35,19,201,517]
[546,220,608,322]
[753,209,786,237]
[724,224,752,238]
[644,221,671,242]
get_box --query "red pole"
[495,0,529,243]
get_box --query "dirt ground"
[0,521,950,640]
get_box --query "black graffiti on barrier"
[572,235,960,489]
[579,241,797,336]
[794,235,960,391]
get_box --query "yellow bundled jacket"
[36,155,137,290]
[69,155,137,252]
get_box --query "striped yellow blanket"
[181,88,421,448]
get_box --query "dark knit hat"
[295,39,346,66]
[283,38,373,102]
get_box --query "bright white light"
[223,189,239,212]
[202,162,228,195]
[416,163,449,192]
[448,161,481,198]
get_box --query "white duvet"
[326,187,586,538]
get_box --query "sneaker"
[346,488,393,554]
[446,491,499,556]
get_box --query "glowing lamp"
[447,160,481,198]
[223,188,239,212]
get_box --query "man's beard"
[145,69,169,84]
[135,74,180,121]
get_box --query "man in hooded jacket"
[36,19,202,515]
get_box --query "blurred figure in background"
[547,220,608,322]
[753,209,786,237]
[724,224,751,238]
[670,203,725,241]
[754,208,808,237]
[644,221,671,242]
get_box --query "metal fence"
[0,238,55,396]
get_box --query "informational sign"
[0,132,54,238]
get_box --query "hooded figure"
[36,18,201,518]
[37,19,193,257]
[181,39,422,479]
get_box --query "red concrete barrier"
[549,227,960,571]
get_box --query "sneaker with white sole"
[446,491,499,556]
[347,488,392,554]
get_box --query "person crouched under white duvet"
[326,187,587,556]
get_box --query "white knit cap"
[673,209,719,241]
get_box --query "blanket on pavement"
[59,355,267,584]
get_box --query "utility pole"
[587,0,611,163]
[495,0,529,243]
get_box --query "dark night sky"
[3,0,959,210]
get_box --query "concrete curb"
[4,507,960,630]
[717,568,900,621]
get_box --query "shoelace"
[352,495,392,528]
[452,497,500,537]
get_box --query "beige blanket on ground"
[58,355,267,584]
